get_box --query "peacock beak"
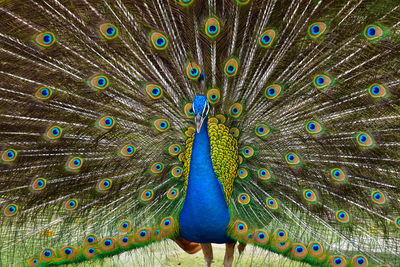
[195,114,205,133]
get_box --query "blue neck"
[179,118,232,243]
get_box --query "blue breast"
[179,118,232,243]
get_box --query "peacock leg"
[223,242,236,267]
[237,242,246,255]
[200,243,213,267]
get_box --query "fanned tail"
[0,0,399,266]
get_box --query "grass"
[74,241,310,267]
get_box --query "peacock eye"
[151,32,168,50]
[258,29,276,47]
[224,58,239,77]
[100,23,118,39]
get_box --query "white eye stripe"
[202,103,209,116]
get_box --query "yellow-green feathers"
[182,117,239,204]
[208,118,239,203]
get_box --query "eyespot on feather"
[207,88,221,104]
[291,244,308,259]
[35,32,55,47]
[66,157,83,171]
[184,103,194,118]
[97,116,115,130]
[153,119,170,132]
[186,62,201,80]
[151,32,168,50]
[89,75,109,90]
[177,0,193,6]
[303,189,318,203]
[308,242,323,257]
[28,257,40,266]
[329,256,346,267]
[238,193,250,205]
[352,255,368,267]
[141,189,154,201]
[64,199,78,211]
[100,237,116,252]
[368,83,388,98]
[336,210,350,223]
[216,114,226,124]
[31,178,46,191]
[119,220,132,233]
[272,240,290,252]
[266,197,278,210]
[120,144,135,157]
[35,87,52,100]
[238,155,243,164]
[1,149,17,162]
[168,144,182,156]
[371,191,386,205]
[59,246,78,260]
[237,168,248,179]
[395,217,400,230]
[145,84,163,99]
[305,120,323,135]
[273,228,288,242]
[356,132,374,148]
[257,168,271,180]
[313,74,333,90]
[236,0,250,5]
[185,127,195,137]
[264,84,282,99]
[308,22,327,38]
[255,123,271,138]
[3,204,18,217]
[97,179,112,191]
[170,166,183,178]
[285,152,301,165]
[160,217,175,231]
[364,24,383,40]
[40,248,56,262]
[229,103,243,118]
[230,127,240,138]
[330,168,347,182]
[167,188,179,199]
[224,58,239,77]
[151,162,164,174]
[205,17,221,38]
[254,230,269,245]
[45,125,62,140]
[99,23,118,40]
[119,235,132,248]
[135,228,152,243]
[83,247,98,259]
[241,146,254,158]
[232,220,248,235]
[83,234,98,246]
[258,29,276,48]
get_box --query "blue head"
[193,95,210,133]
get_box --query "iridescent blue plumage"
[179,96,232,243]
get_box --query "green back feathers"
[208,117,239,203]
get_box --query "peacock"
[0,0,400,266]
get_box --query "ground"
[76,241,309,267]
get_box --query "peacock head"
[193,95,210,133]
